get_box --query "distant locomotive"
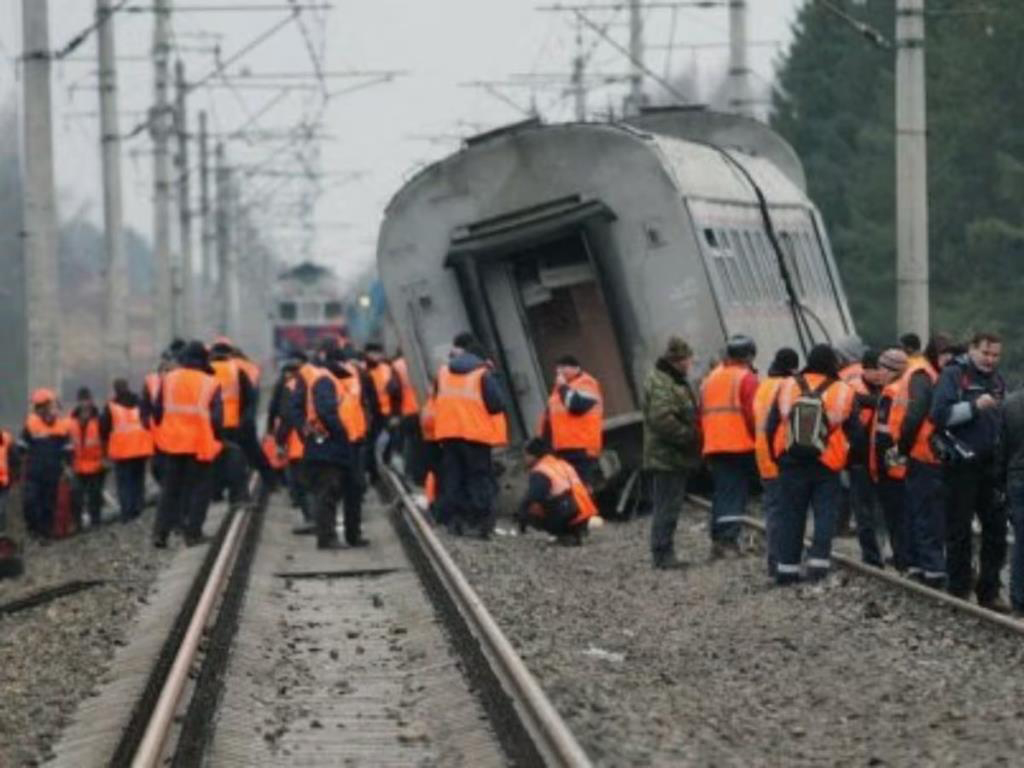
[271,262,351,359]
[376,108,859,493]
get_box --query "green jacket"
[642,358,701,472]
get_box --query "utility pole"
[151,0,174,345]
[199,110,213,335]
[624,0,646,115]
[571,21,587,121]
[97,0,129,380]
[895,0,929,338]
[727,0,753,118]
[175,58,194,338]
[21,0,62,391]
[215,142,237,337]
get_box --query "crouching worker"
[518,438,600,545]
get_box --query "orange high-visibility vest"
[158,369,221,461]
[0,430,11,488]
[306,368,368,442]
[434,365,503,446]
[69,416,104,475]
[870,378,908,481]
[753,377,784,480]
[392,357,420,416]
[25,413,71,440]
[531,454,598,527]
[212,359,242,429]
[369,362,396,417]
[548,372,603,457]
[773,373,854,472]
[236,357,261,389]
[420,395,437,442]
[107,402,155,460]
[700,364,756,455]
[904,360,939,465]
[839,363,863,385]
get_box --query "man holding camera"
[930,332,1007,611]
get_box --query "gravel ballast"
[445,512,1024,767]
[0,512,172,766]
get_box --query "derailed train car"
[377,107,857,489]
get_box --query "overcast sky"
[0,0,805,286]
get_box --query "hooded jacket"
[642,357,700,472]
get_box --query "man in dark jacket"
[642,336,700,570]
[998,385,1024,615]
[930,331,1007,609]
[19,389,72,538]
[305,347,368,549]
[434,333,507,538]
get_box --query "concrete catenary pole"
[727,0,753,118]
[151,0,174,345]
[21,0,62,392]
[895,0,929,339]
[625,0,645,116]
[198,110,213,334]
[174,59,194,338]
[215,142,237,337]
[97,0,129,380]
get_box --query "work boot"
[291,523,316,536]
[346,536,371,548]
[979,595,1011,615]
[317,537,344,551]
[653,555,689,571]
[184,532,210,548]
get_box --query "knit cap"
[878,348,908,375]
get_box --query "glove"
[883,446,907,472]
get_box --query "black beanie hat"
[805,344,839,378]
[768,348,799,377]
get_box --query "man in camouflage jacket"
[643,336,701,569]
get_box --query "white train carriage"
[376,108,857,483]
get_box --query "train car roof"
[384,110,810,219]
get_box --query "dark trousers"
[1008,475,1024,610]
[906,459,946,585]
[214,430,249,506]
[399,414,422,479]
[23,473,60,536]
[0,488,8,533]
[649,470,688,565]
[115,458,148,521]
[155,454,213,541]
[944,461,1006,601]
[240,421,273,483]
[708,452,754,542]
[73,471,106,527]
[876,475,909,571]
[287,461,310,519]
[307,461,362,545]
[556,449,597,489]
[763,476,781,574]
[776,462,840,583]
[848,466,883,567]
[437,439,496,533]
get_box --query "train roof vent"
[463,117,543,148]
[638,104,709,115]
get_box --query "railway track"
[46,476,591,767]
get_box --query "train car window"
[801,231,829,297]
[278,302,297,321]
[750,231,782,301]
[731,230,765,302]
[743,231,773,302]
[325,301,344,320]
[704,228,719,249]
[719,228,753,304]
[778,232,807,298]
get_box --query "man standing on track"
[101,378,155,523]
[931,331,1008,611]
[642,336,700,570]
[700,334,759,559]
[869,349,911,571]
[69,388,106,529]
[210,338,256,511]
[152,341,223,548]
[18,390,72,539]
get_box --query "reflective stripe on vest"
[108,402,155,460]
[548,372,603,457]
[158,370,220,460]
[700,364,756,455]
[25,413,71,440]
[434,365,502,445]
[753,377,783,480]
[774,374,853,472]
[393,357,420,416]
[212,359,242,428]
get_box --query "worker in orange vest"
[537,354,603,487]
[434,332,507,538]
[210,338,257,511]
[842,349,886,567]
[304,346,370,549]
[69,387,106,530]
[700,334,759,559]
[0,427,20,549]
[101,378,154,522]
[869,348,911,571]
[767,344,859,584]
[143,339,185,488]
[896,334,955,590]
[518,438,599,545]
[17,389,72,538]
[229,344,275,494]
[391,351,422,475]
[152,341,223,548]
[419,383,440,515]
[752,347,799,576]
[364,342,400,483]
[269,351,308,513]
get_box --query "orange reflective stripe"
[434,365,503,445]
[108,402,155,460]
[25,413,71,440]
[700,364,755,455]
[158,370,220,459]
[548,372,603,457]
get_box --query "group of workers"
[644,328,1024,615]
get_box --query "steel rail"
[687,495,1024,636]
[131,509,250,768]
[386,469,593,768]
